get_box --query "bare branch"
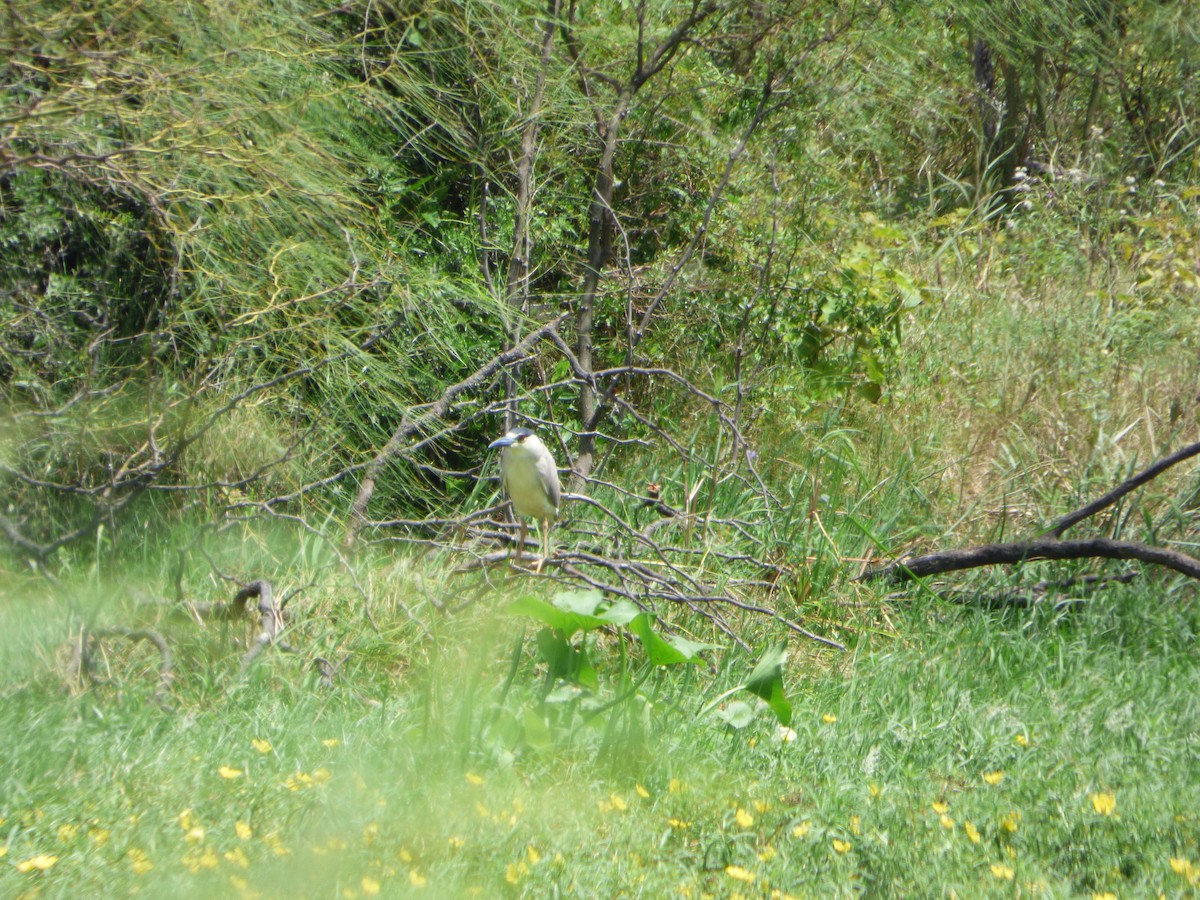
[860,537,1200,584]
[1041,439,1200,538]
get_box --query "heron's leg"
[514,520,527,567]
[535,517,552,574]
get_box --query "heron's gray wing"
[538,455,562,514]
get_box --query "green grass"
[3,557,1200,898]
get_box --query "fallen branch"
[184,579,289,672]
[861,537,1200,584]
[1041,439,1200,538]
[862,439,1200,590]
[75,626,174,703]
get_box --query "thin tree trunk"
[501,0,560,429]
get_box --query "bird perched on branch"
[488,427,561,572]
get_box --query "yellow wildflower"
[323,738,341,748]
[726,865,755,883]
[526,845,541,865]
[735,808,755,828]
[15,854,58,873]
[983,771,1005,786]
[636,784,650,799]
[869,783,882,798]
[1000,812,1020,833]
[465,772,484,786]
[505,863,521,885]
[832,838,852,854]
[128,848,154,874]
[409,869,427,887]
[363,822,379,845]
[940,814,955,830]
[1015,734,1031,747]
[991,863,1014,880]
[792,820,812,838]
[1170,857,1191,875]
[850,815,861,835]
[89,827,110,846]
[1091,792,1116,816]
[668,778,683,793]
[224,847,250,869]
[610,793,628,812]
[668,818,691,829]
[236,820,253,840]
[1092,893,1117,900]
[218,765,244,779]
[964,821,981,844]
[361,876,381,895]
[448,836,464,849]
[931,801,949,815]
[822,713,838,724]
[758,846,777,862]
[252,738,272,754]
[56,823,79,842]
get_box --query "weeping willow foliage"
[1,0,1196,558]
[0,0,522,525]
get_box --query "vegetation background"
[2,0,1199,896]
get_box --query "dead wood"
[70,579,300,698]
[75,626,174,702]
[863,537,1200,584]
[862,440,1200,589]
[1041,439,1200,538]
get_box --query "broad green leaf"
[509,595,606,637]
[575,642,598,691]
[552,589,605,616]
[597,599,642,626]
[523,708,552,749]
[627,613,692,666]
[716,700,756,729]
[535,627,572,681]
[668,634,720,660]
[544,683,585,704]
[743,641,792,727]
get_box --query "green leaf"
[509,595,606,637]
[627,614,692,666]
[553,589,605,616]
[597,599,642,626]
[668,634,720,660]
[743,641,793,726]
[523,708,552,749]
[535,627,572,681]
[716,700,756,729]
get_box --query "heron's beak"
[488,436,516,449]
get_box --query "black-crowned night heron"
[489,427,561,572]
